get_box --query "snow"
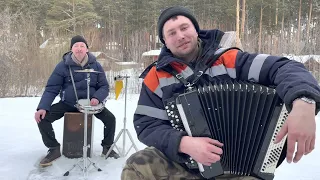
[284,54,320,63]
[141,49,161,57]
[114,62,139,65]
[0,95,319,180]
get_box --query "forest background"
[0,0,319,97]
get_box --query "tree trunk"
[275,0,278,26]
[72,0,75,33]
[258,1,263,53]
[296,0,302,53]
[154,18,157,49]
[273,0,279,54]
[241,0,246,40]
[280,0,285,54]
[236,0,240,47]
[307,0,313,41]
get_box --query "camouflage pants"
[121,147,259,180]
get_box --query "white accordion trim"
[260,105,288,173]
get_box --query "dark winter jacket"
[133,29,320,165]
[37,52,109,111]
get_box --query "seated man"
[121,6,320,180]
[34,35,120,167]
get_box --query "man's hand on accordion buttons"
[90,98,99,106]
[179,136,223,166]
[275,99,316,164]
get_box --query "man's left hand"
[90,98,99,106]
[275,99,316,163]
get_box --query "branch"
[61,9,73,18]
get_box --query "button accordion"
[163,80,288,180]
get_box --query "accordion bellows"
[164,80,288,180]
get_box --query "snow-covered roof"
[39,39,49,49]
[91,52,121,61]
[284,54,320,63]
[115,61,139,65]
[142,49,161,56]
[91,51,103,57]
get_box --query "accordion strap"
[164,47,241,88]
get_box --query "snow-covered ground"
[0,94,319,180]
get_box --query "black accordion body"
[163,81,288,180]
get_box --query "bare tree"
[236,0,241,47]
[296,0,302,53]
[306,0,313,41]
[258,0,264,53]
[241,0,246,41]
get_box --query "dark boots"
[102,146,120,159]
[39,146,119,167]
[39,147,61,167]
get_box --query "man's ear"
[163,38,169,49]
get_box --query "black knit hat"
[157,6,200,44]
[70,35,88,49]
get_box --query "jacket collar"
[63,51,96,66]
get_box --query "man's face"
[163,15,198,59]
[71,42,88,61]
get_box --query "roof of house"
[142,49,161,57]
[91,51,121,61]
[284,54,320,63]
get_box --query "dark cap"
[157,6,200,44]
[70,35,88,49]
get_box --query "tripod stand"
[105,75,139,158]
[64,69,102,179]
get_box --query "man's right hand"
[35,109,46,123]
[179,136,223,166]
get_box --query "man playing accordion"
[122,6,320,180]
